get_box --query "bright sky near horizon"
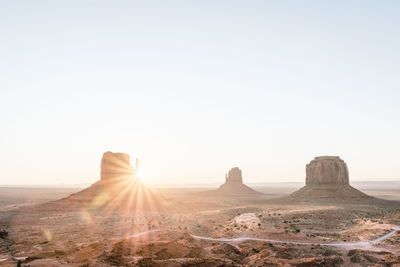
[1,1,400,185]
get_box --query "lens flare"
[137,169,145,181]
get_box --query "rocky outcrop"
[225,167,243,183]
[100,151,136,181]
[306,156,349,185]
[290,156,370,202]
[63,152,177,212]
[203,167,262,197]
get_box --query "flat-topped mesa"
[306,156,349,186]
[225,167,243,184]
[289,156,371,202]
[100,151,137,181]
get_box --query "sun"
[136,169,145,182]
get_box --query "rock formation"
[63,151,176,211]
[290,156,370,202]
[306,156,349,185]
[225,167,243,183]
[204,167,262,197]
[100,151,136,181]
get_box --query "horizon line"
[1,179,400,188]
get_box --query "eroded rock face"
[306,156,349,185]
[225,167,243,183]
[100,151,135,180]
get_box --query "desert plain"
[0,154,399,266]
[0,180,399,266]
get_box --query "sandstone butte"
[100,151,137,181]
[290,156,370,202]
[204,167,263,197]
[62,151,175,212]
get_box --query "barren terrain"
[0,183,399,266]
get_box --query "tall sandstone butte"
[204,167,262,196]
[290,156,370,202]
[63,151,176,211]
[100,151,136,181]
[306,156,349,185]
[225,167,243,183]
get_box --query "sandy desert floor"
[0,184,399,266]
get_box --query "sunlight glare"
[137,169,145,182]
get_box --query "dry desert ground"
[0,183,399,266]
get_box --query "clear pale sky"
[1,1,400,185]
